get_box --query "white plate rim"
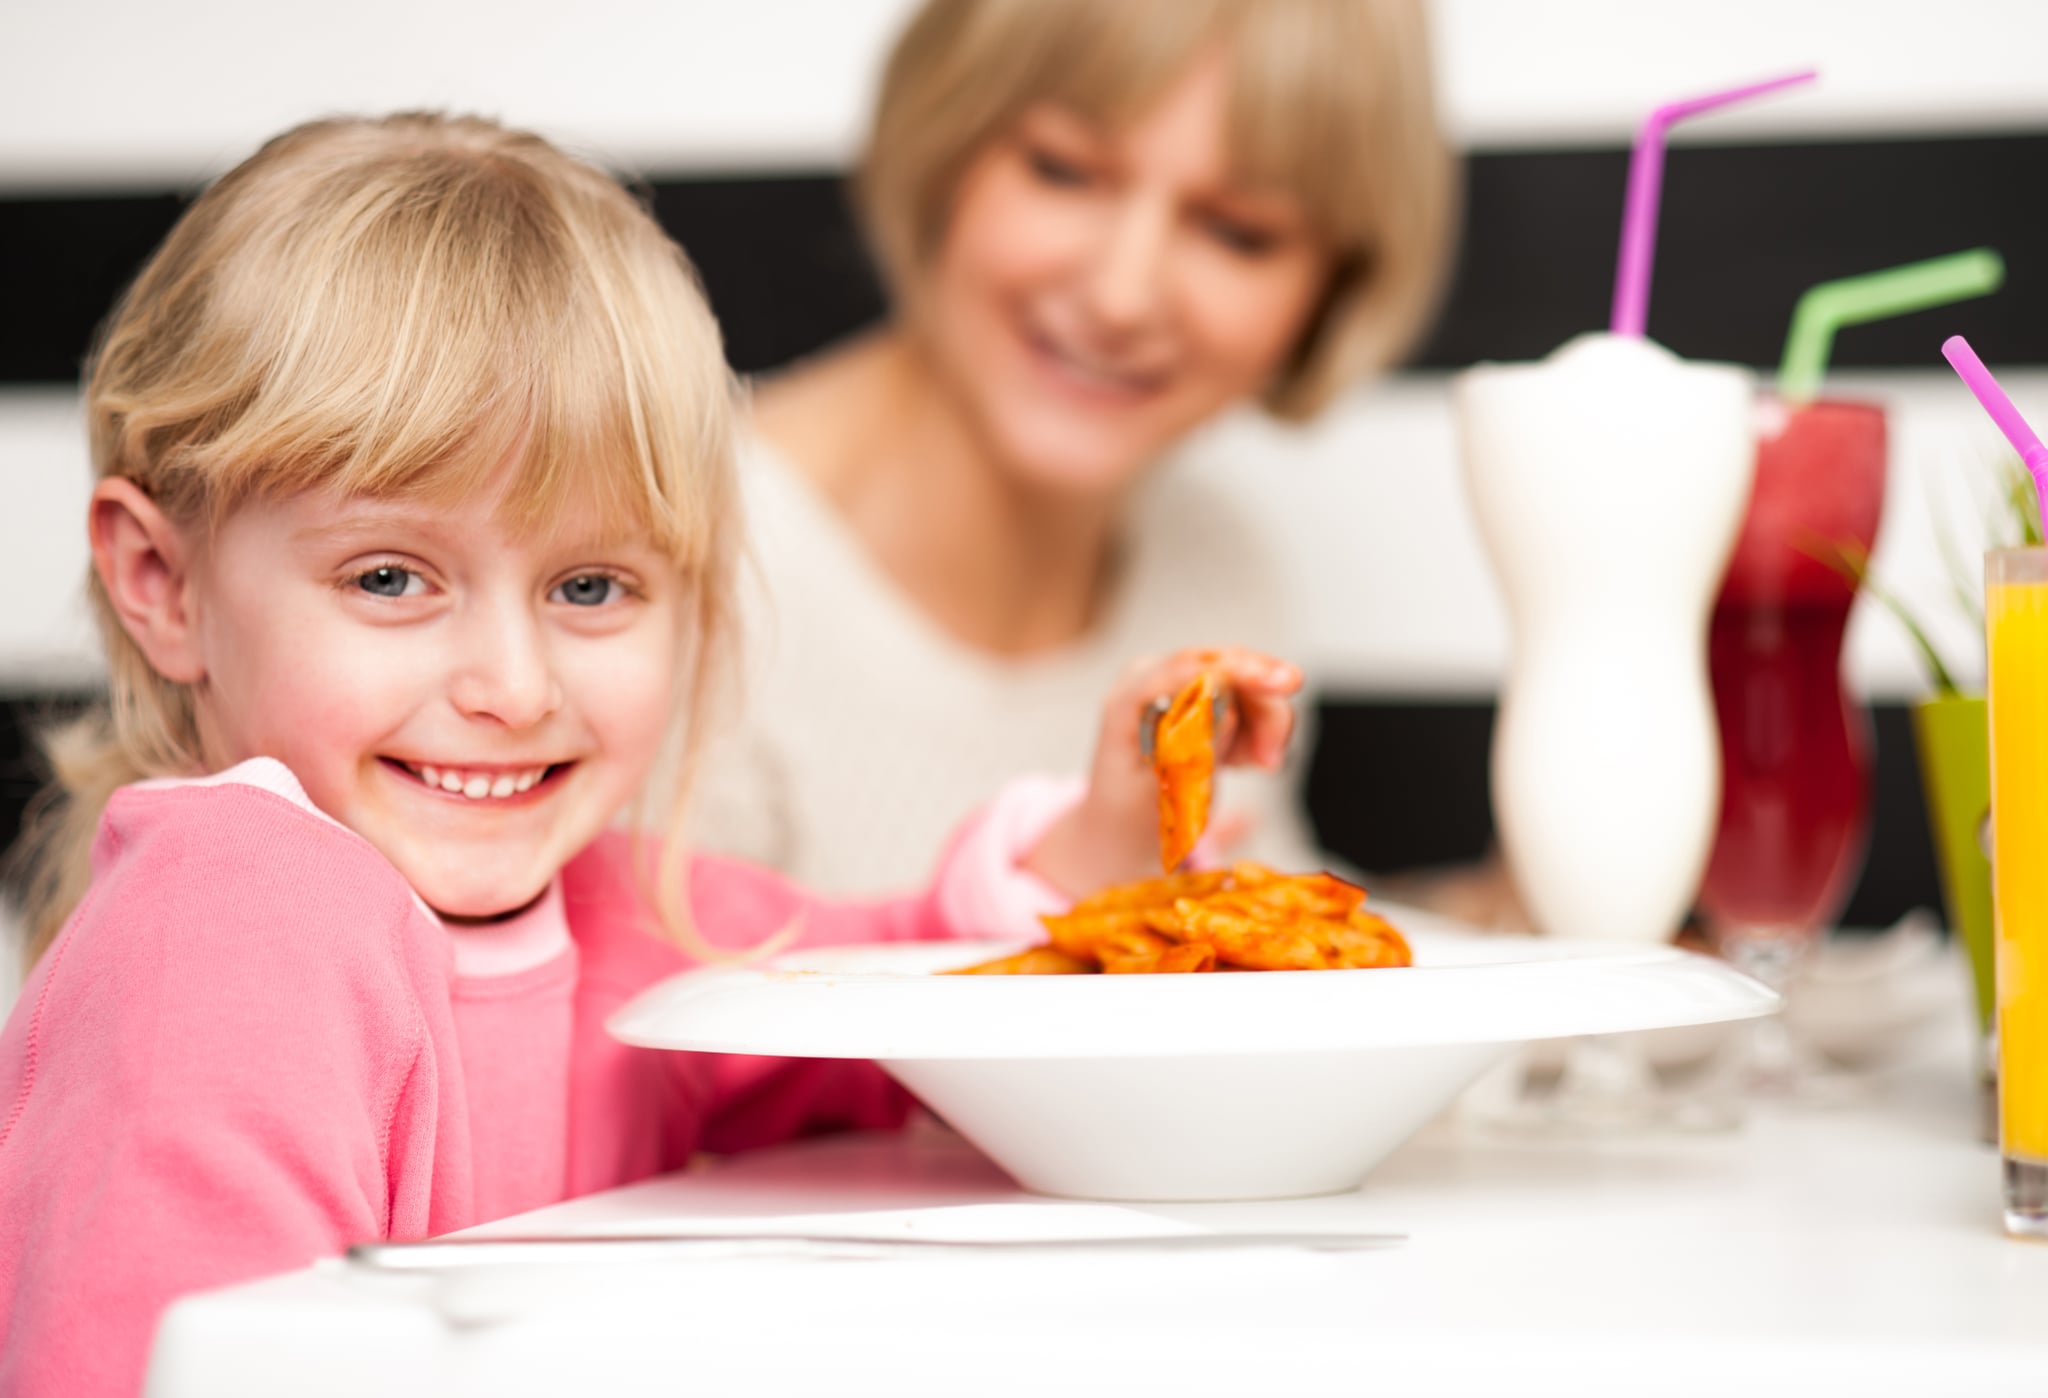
[606,908,1778,1060]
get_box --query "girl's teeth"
[407,763,550,799]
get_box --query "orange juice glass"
[1988,547,2048,1238]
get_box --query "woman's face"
[919,50,1332,496]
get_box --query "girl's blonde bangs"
[93,117,731,569]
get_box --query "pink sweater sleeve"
[0,787,437,1398]
[566,777,1082,1156]
[677,774,1082,953]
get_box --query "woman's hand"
[1024,647,1304,899]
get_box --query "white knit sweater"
[686,436,1323,898]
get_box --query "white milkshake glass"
[1457,332,1756,1122]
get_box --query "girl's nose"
[1082,194,1171,336]
[448,609,564,729]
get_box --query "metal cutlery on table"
[350,1230,1403,1270]
[1137,684,1233,764]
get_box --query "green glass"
[1912,693,1994,1031]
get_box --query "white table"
[147,1012,2048,1398]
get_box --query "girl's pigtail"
[11,710,145,972]
[640,575,798,966]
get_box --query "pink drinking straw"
[1943,334,2048,527]
[1610,69,1818,338]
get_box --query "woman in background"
[692,0,1457,894]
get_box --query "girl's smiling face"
[183,479,682,919]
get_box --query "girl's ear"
[89,479,207,684]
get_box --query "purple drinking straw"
[1943,334,2048,528]
[1610,69,1818,338]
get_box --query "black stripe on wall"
[5,130,2048,384]
[1413,132,2048,369]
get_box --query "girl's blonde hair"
[859,0,1458,420]
[16,112,740,967]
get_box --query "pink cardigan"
[0,765,1074,1397]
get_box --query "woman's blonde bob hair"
[16,112,740,967]
[858,0,1458,420]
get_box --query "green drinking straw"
[1777,248,2005,403]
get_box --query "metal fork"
[1138,684,1233,763]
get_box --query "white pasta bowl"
[608,907,1776,1202]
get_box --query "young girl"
[0,113,1301,1398]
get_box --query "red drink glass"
[1700,398,1886,983]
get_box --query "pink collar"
[134,757,573,979]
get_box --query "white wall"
[3,0,2048,187]
[0,389,101,692]
[1,369,2024,701]
[1433,0,2048,146]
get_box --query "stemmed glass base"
[1472,924,1857,1137]
[1467,1034,1682,1136]
[1712,924,1860,1104]
[1462,926,1837,1138]
[1548,1033,1670,1130]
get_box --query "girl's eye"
[355,565,423,599]
[551,574,619,608]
